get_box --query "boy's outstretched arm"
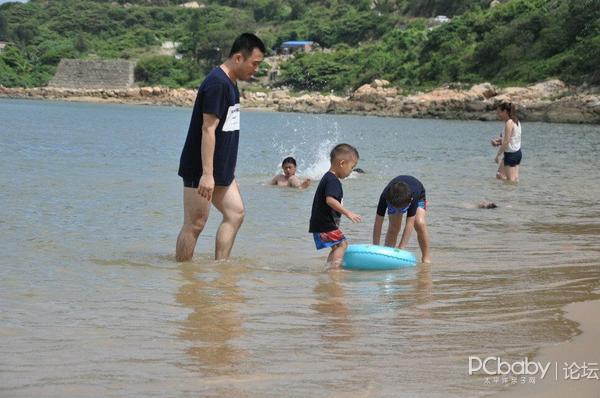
[398,216,415,249]
[372,214,384,245]
[325,196,362,223]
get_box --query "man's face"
[235,48,264,81]
[282,163,296,177]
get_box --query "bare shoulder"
[272,174,286,185]
[288,175,301,187]
[289,175,311,189]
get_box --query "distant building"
[0,42,7,53]
[279,41,316,54]
[48,59,136,89]
[179,1,206,8]
[159,41,181,58]
[428,15,452,31]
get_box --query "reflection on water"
[176,261,248,376]
[413,263,433,320]
[1,99,599,397]
[313,272,354,342]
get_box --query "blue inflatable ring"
[343,244,417,270]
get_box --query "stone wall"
[48,59,135,89]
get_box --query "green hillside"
[0,0,598,90]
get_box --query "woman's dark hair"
[498,102,520,125]
[385,182,412,209]
[229,33,266,58]
[281,157,296,167]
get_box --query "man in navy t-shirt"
[176,33,265,262]
[372,175,431,263]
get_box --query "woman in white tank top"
[494,102,522,182]
[507,121,521,152]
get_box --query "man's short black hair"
[386,182,412,209]
[330,143,359,162]
[282,157,296,167]
[229,33,266,58]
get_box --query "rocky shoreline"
[1,79,599,124]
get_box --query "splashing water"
[302,137,336,179]
[273,119,341,179]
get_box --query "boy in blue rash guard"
[309,144,362,270]
[372,175,431,263]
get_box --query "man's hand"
[198,174,215,201]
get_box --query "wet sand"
[491,299,600,398]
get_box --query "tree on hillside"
[0,13,8,41]
[74,34,88,53]
[397,0,486,16]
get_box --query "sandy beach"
[490,299,600,398]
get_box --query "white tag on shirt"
[222,104,240,132]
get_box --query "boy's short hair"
[386,182,412,208]
[282,157,296,167]
[229,33,266,58]
[330,143,359,162]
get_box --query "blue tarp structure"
[280,41,314,48]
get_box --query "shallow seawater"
[1,98,599,397]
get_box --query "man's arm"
[288,175,311,188]
[287,175,302,187]
[198,113,220,201]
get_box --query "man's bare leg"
[176,187,211,262]
[211,180,245,260]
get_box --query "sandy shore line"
[489,299,600,397]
